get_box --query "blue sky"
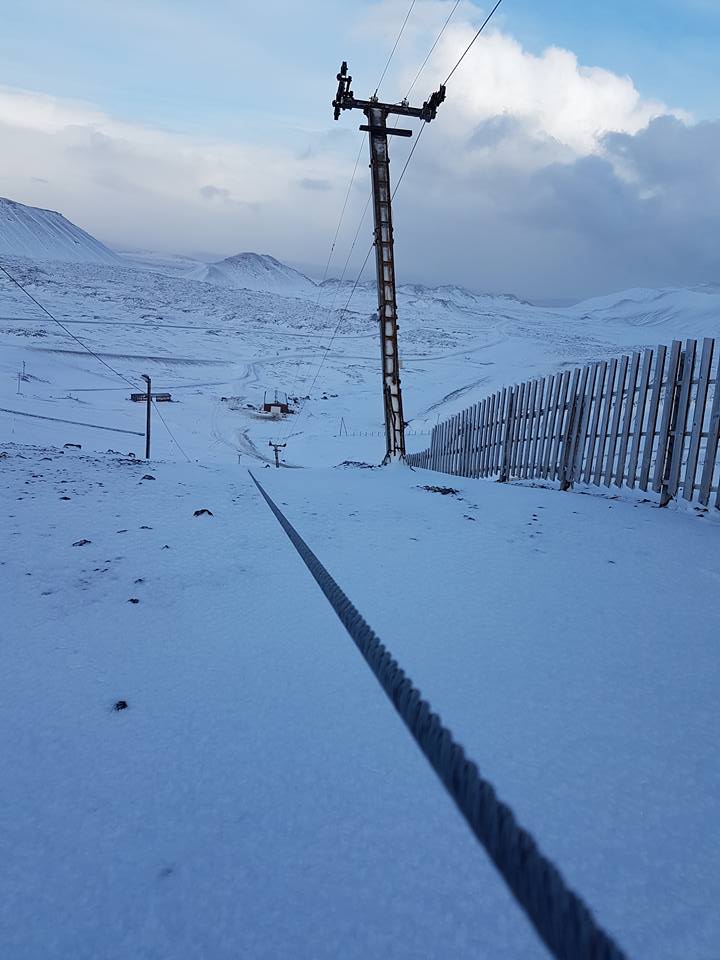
[2,0,718,136]
[1,1,719,298]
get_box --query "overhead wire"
[373,0,417,97]
[151,399,191,462]
[443,0,504,85]
[0,261,139,391]
[280,0,425,439]
[404,0,461,99]
[0,258,192,461]
[287,1,464,439]
[280,0,506,450]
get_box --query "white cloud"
[0,3,712,298]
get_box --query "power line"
[0,260,139,390]
[0,258,192,461]
[444,0,504,85]
[404,0,460,99]
[285,0,495,442]
[373,0,417,97]
[151,399,192,462]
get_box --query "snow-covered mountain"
[568,283,720,337]
[193,252,317,295]
[0,197,119,265]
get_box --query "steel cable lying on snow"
[249,470,628,960]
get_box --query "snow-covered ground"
[2,447,718,958]
[1,202,719,957]
[2,247,719,469]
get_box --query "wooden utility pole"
[333,62,445,462]
[141,374,151,459]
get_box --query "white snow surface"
[1,236,720,958]
[0,197,119,265]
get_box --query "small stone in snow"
[72,539,92,547]
[193,509,213,517]
[128,598,140,604]
[141,475,155,480]
[114,700,128,711]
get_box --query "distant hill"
[192,252,317,295]
[0,197,119,265]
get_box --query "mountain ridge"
[0,197,119,265]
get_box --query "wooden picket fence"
[407,338,720,510]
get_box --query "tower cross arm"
[332,62,446,123]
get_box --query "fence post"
[499,387,515,482]
[659,345,685,507]
[560,371,585,491]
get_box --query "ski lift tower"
[333,62,445,462]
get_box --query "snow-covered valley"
[2,200,719,959]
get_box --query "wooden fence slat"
[474,401,483,476]
[465,405,475,476]
[450,414,456,473]
[540,374,560,478]
[626,348,653,488]
[522,379,536,480]
[559,368,582,487]
[572,363,596,483]
[482,396,492,476]
[604,354,628,486]
[699,349,720,505]
[652,340,682,493]
[510,383,527,476]
[470,397,490,477]
[513,382,528,476]
[639,346,666,491]
[546,374,564,479]
[683,339,714,500]
[520,379,537,479]
[593,358,617,486]
[515,380,528,476]
[513,381,526,477]
[501,386,516,481]
[494,390,505,475]
[665,339,697,499]
[615,352,640,487]
[475,396,493,477]
[485,390,502,477]
[549,370,571,480]
[528,378,545,480]
[570,366,591,485]
[469,401,479,477]
[583,362,606,484]
[460,408,469,476]
[492,389,504,475]
[456,411,462,473]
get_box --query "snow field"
[2,446,547,959]
[261,464,720,960]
